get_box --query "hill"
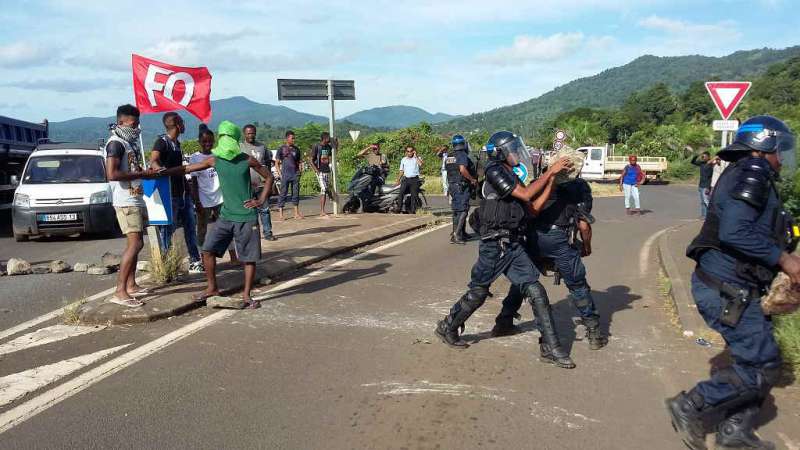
[344,105,457,128]
[439,46,800,134]
[49,96,328,144]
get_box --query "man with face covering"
[667,116,800,450]
[184,121,273,309]
[435,131,575,368]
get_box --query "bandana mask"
[111,124,141,143]
[211,120,242,161]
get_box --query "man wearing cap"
[666,116,800,450]
[184,121,273,309]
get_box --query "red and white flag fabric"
[131,54,212,123]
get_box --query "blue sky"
[1,0,798,123]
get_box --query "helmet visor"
[503,136,533,182]
[776,130,797,176]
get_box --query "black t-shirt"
[311,143,332,173]
[106,141,125,159]
[536,179,593,228]
[153,136,185,198]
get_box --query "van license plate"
[39,213,77,222]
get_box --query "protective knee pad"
[568,285,592,310]
[463,287,490,310]
[524,281,549,307]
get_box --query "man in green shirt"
[184,121,273,309]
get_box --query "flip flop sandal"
[129,289,151,298]
[108,296,144,308]
[244,300,261,309]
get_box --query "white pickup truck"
[576,146,667,182]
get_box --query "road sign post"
[705,81,751,150]
[277,79,355,215]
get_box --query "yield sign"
[705,81,751,120]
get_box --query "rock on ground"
[73,263,90,272]
[136,261,151,272]
[6,258,32,276]
[101,252,122,268]
[206,296,247,309]
[49,260,71,273]
[87,267,111,275]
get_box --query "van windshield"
[23,155,106,184]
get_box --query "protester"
[276,130,303,220]
[309,132,335,217]
[104,104,157,307]
[185,121,273,309]
[189,125,238,263]
[619,154,644,215]
[240,124,276,240]
[690,151,716,218]
[358,142,389,178]
[149,112,203,273]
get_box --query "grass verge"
[775,311,800,376]
[62,298,88,325]
[149,243,185,284]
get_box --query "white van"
[11,142,116,241]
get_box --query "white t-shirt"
[188,152,223,208]
[399,156,421,178]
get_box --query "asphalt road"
[2,185,797,449]
[0,194,449,331]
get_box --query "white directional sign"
[349,130,361,142]
[712,120,740,131]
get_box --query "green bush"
[664,157,697,181]
[775,311,800,375]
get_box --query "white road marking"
[0,223,449,434]
[778,432,800,450]
[0,325,105,357]
[639,226,674,276]
[362,380,512,404]
[0,344,131,407]
[0,275,150,342]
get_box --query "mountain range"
[48,45,800,143]
[438,46,800,133]
[48,97,456,143]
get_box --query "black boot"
[434,289,488,349]
[665,390,708,450]
[715,406,774,450]
[450,212,464,244]
[527,283,575,369]
[490,317,520,337]
[582,315,608,350]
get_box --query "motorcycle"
[343,165,428,214]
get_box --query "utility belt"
[695,267,761,327]
[480,228,522,249]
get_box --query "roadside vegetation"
[149,244,185,284]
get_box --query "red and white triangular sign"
[705,81,751,120]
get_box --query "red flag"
[131,54,212,123]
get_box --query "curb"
[76,215,441,325]
[655,222,713,339]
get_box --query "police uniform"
[494,178,608,350]
[446,137,476,244]
[666,115,797,450]
[435,131,574,368]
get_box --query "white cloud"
[638,15,741,40]
[1,78,127,93]
[479,33,585,66]
[0,42,58,69]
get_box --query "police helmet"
[486,130,534,177]
[719,115,796,171]
[451,134,467,152]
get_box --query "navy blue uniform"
[688,157,784,407]
[496,179,599,327]
[448,151,471,212]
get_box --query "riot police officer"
[445,135,478,244]
[435,131,576,369]
[666,115,800,450]
[492,176,608,353]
